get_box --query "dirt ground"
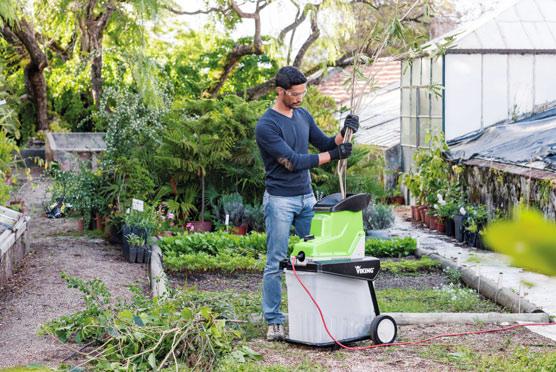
[0,171,149,369]
[249,323,556,371]
[170,270,451,293]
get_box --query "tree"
[38,0,168,107]
[0,4,49,131]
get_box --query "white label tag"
[132,198,144,212]
[225,214,229,226]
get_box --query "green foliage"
[0,65,20,139]
[244,203,265,232]
[0,130,18,205]
[50,165,103,226]
[413,133,450,206]
[125,233,145,247]
[381,257,441,274]
[363,202,394,230]
[95,86,166,161]
[157,95,266,219]
[377,284,502,313]
[164,252,266,273]
[463,204,488,233]
[160,232,267,257]
[312,145,385,199]
[302,86,340,135]
[420,345,556,371]
[100,156,156,212]
[46,57,93,131]
[160,232,301,273]
[484,206,556,276]
[123,204,160,235]
[365,237,417,257]
[220,193,245,226]
[41,274,242,371]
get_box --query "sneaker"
[266,324,285,341]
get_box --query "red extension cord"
[290,256,556,351]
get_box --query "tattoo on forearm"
[277,157,294,171]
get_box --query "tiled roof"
[317,58,401,106]
[337,83,401,149]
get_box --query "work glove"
[341,114,359,136]
[329,143,353,160]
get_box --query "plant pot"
[436,218,446,233]
[135,245,145,264]
[128,245,139,263]
[159,231,174,238]
[143,246,152,264]
[424,213,433,228]
[76,217,84,232]
[465,231,477,247]
[418,206,428,223]
[411,206,419,221]
[188,221,212,233]
[231,225,248,235]
[445,218,455,237]
[453,215,466,242]
[95,213,105,231]
[387,196,405,205]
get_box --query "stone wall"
[462,159,556,220]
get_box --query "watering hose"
[290,255,556,351]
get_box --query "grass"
[520,279,535,288]
[0,367,53,372]
[419,345,556,371]
[217,358,327,372]
[381,257,441,274]
[466,254,482,264]
[377,285,503,313]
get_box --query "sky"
[166,0,516,59]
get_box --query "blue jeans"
[262,191,316,325]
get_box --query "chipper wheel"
[370,315,397,345]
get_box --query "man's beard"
[286,101,301,109]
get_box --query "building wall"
[444,53,556,141]
[462,159,556,220]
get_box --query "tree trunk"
[79,3,115,107]
[200,175,205,222]
[90,38,103,106]
[24,64,48,131]
[1,19,49,131]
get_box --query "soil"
[0,170,149,369]
[168,267,451,292]
[249,323,556,371]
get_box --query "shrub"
[159,232,300,273]
[365,237,417,257]
[41,274,241,370]
[363,202,394,230]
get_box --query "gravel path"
[0,171,148,369]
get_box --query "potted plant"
[464,216,479,247]
[436,201,457,237]
[472,205,488,248]
[124,233,151,264]
[122,205,159,255]
[386,188,405,206]
[221,193,246,235]
[244,203,265,232]
[158,99,248,232]
[63,165,101,231]
[453,206,467,243]
[403,173,421,221]
[363,202,394,238]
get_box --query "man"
[255,66,359,341]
